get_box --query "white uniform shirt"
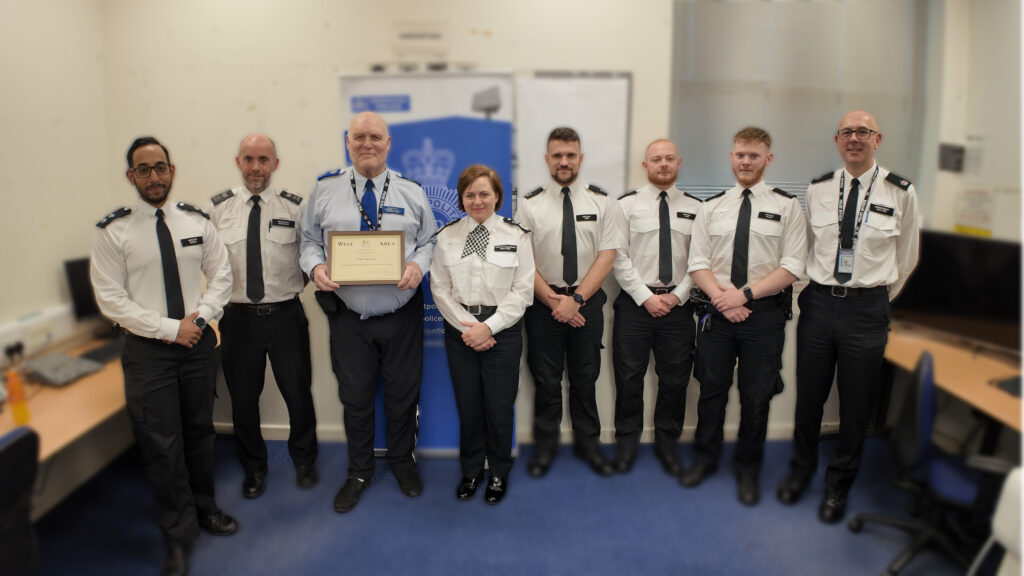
[91,199,232,341]
[611,184,703,305]
[688,180,807,289]
[430,213,535,336]
[208,186,305,304]
[804,162,920,299]
[515,181,622,288]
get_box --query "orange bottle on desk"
[5,369,30,425]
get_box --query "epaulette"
[317,168,342,181]
[396,174,422,187]
[503,217,530,233]
[523,186,544,199]
[280,190,303,205]
[705,190,727,202]
[177,202,210,220]
[587,184,607,196]
[885,172,912,191]
[683,191,704,202]
[772,187,795,199]
[433,217,464,238]
[96,207,131,229]
[210,189,234,206]
[618,190,638,200]
[811,170,835,184]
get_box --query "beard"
[136,181,171,206]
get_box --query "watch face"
[194,318,207,330]
[573,293,585,304]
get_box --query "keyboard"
[80,338,125,364]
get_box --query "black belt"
[227,297,300,316]
[548,284,578,296]
[809,282,888,298]
[462,303,498,319]
[647,285,676,295]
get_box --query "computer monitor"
[64,257,100,321]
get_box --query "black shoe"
[679,462,716,488]
[484,475,507,505]
[198,509,239,536]
[613,442,637,474]
[574,446,614,477]
[776,472,809,505]
[818,491,848,524]
[456,472,484,501]
[654,446,684,477]
[295,464,319,489]
[527,447,555,478]
[161,542,191,576]
[333,477,369,513]
[737,474,760,506]
[395,468,423,498]
[242,472,266,499]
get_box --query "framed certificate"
[327,231,405,285]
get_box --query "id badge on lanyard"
[837,249,855,274]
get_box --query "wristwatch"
[743,287,754,303]
[193,317,208,331]
[572,293,585,305]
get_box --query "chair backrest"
[0,426,40,576]
[890,351,936,477]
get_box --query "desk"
[885,324,1021,432]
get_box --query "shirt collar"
[135,198,167,217]
[353,167,389,196]
[550,179,581,196]
[843,161,878,186]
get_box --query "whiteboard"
[514,73,631,200]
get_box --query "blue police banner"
[339,73,515,452]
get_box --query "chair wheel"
[847,517,863,533]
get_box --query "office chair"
[847,351,1012,576]
[967,466,1021,576]
[0,426,40,576]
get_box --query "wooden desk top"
[886,325,1021,432]
[0,341,126,461]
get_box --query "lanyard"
[350,171,390,231]
[837,166,879,248]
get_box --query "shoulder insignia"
[772,187,796,199]
[503,217,530,233]
[705,190,727,202]
[811,170,835,184]
[433,217,464,239]
[683,191,704,202]
[177,202,210,219]
[395,173,423,187]
[885,172,912,191]
[210,189,234,206]
[587,184,607,196]
[96,207,131,228]
[280,190,303,205]
[618,190,638,200]
[317,168,342,181]
[523,186,544,200]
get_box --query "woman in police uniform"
[430,165,535,505]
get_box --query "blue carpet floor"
[36,437,966,576]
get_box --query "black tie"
[658,190,672,285]
[731,189,752,288]
[561,187,577,286]
[834,178,860,283]
[155,209,185,319]
[247,196,265,303]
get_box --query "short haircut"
[733,127,772,148]
[126,136,170,168]
[456,164,504,212]
[547,127,581,146]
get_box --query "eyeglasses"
[836,128,877,140]
[130,163,171,178]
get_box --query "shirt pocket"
[219,228,245,247]
[267,223,297,245]
[707,210,735,237]
[859,206,899,259]
[485,250,518,292]
[629,216,659,240]
[750,216,783,239]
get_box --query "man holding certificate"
[299,111,438,513]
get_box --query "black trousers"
[444,318,523,479]
[525,288,607,451]
[790,286,890,495]
[693,307,786,476]
[122,327,218,545]
[220,299,317,476]
[327,288,423,480]
[612,292,695,449]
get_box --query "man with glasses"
[91,137,236,576]
[208,134,319,500]
[777,110,920,523]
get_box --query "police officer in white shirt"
[682,127,807,506]
[609,138,702,476]
[91,137,236,576]
[777,110,920,524]
[208,134,318,501]
[430,165,535,505]
[516,127,622,478]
